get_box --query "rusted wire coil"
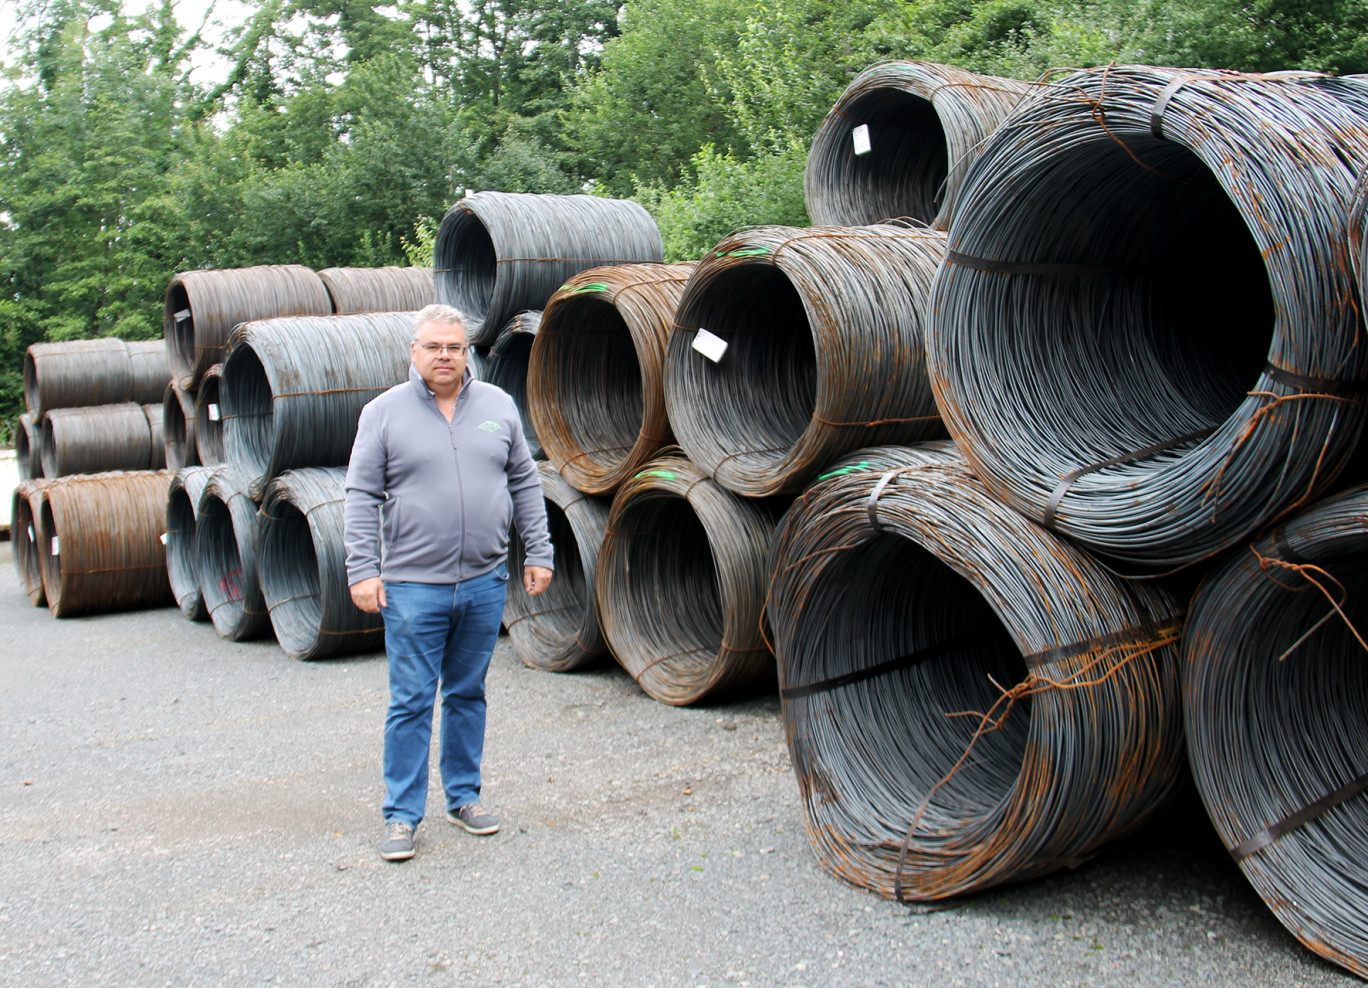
[666,226,947,497]
[37,470,174,617]
[766,443,1184,900]
[505,461,611,672]
[11,480,47,606]
[194,364,226,466]
[162,381,199,471]
[484,311,545,460]
[220,312,415,500]
[165,466,224,621]
[16,413,41,480]
[164,265,332,390]
[24,338,170,419]
[40,402,164,477]
[805,61,1030,230]
[317,266,434,314]
[1184,483,1368,979]
[196,467,273,642]
[928,65,1368,569]
[531,263,696,494]
[434,191,664,345]
[595,451,777,705]
[257,466,384,660]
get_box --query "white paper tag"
[50,536,59,556]
[159,532,169,545]
[852,123,871,156]
[174,308,192,324]
[692,328,729,363]
[27,525,34,541]
[208,403,220,422]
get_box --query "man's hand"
[524,566,553,596]
[350,577,386,613]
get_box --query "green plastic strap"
[558,282,610,294]
[817,460,872,481]
[634,469,677,480]
[715,247,772,258]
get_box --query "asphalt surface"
[0,539,1358,987]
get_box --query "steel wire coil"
[928,65,1368,570]
[484,311,545,460]
[595,451,777,705]
[766,442,1185,900]
[24,338,167,419]
[164,265,333,390]
[37,470,174,617]
[433,191,664,345]
[257,466,384,660]
[1184,483,1368,979]
[317,266,434,314]
[12,480,47,606]
[221,312,415,500]
[165,466,224,621]
[16,413,41,480]
[530,263,696,494]
[805,61,1031,230]
[665,226,947,497]
[505,461,611,672]
[162,381,199,471]
[194,364,226,465]
[195,467,273,642]
[40,402,164,477]
[466,346,488,382]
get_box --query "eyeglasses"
[414,342,469,356]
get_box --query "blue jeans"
[380,565,509,826]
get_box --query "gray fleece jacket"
[344,365,554,585]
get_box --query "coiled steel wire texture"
[318,266,434,314]
[595,451,777,705]
[220,312,415,500]
[766,443,1185,900]
[164,265,332,390]
[530,263,696,494]
[1184,483,1368,979]
[504,461,611,672]
[928,65,1368,570]
[16,413,41,480]
[38,470,174,618]
[805,61,1030,230]
[194,364,226,466]
[196,467,273,642]
[434,191,664,345]
[666,226,947,497]
[24,338,170,419]
[165,466,224,621]
[257,467,384,660]
[162,381,199,471]
[12,480,47,606]
[40,402,164,477]
[484,311,544,460]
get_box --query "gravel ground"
[0,539,1358,987]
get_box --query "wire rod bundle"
[162,381,199,471]
[221,312,415,499]
[595,451,777,705]
[196,467,273,642]
[928,65,1368,569]
[38,470,174,617]
[12,480,47,606]
[766,442,1186,900]
[666,226,947,497]
[434,191,664,345]
[484,311,545,460]
[164,265,333,390]
[805,61,1031,230]
[505,461,611,672]
[24,338,168,419]
[1183,484,1368,979]
[530,263,697,494]
[40,402,164,477]
[257,466,384,660]
[165,466,223,621]
[194,364,226,465]
[317,266,434,314]
[16,413,41,480]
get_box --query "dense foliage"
[3,0,1364,437]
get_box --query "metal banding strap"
[865,469,906,532]
[946,251,1144,278]
[780,631,991,700]
[1042,426,1218,527]
[1262,361,1368,398]
[1150,78,1190,139]
[1022,616,1184,669]
[1230,769,1368,862]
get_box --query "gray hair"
[413,303,467,340]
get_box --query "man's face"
[411,319,469,392]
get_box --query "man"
[344,303,554,862]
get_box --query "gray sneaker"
[380,820,416,861]
[447,802,499,835]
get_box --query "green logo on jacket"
[477,420,502,433]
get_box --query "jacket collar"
[408,363,473,401]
